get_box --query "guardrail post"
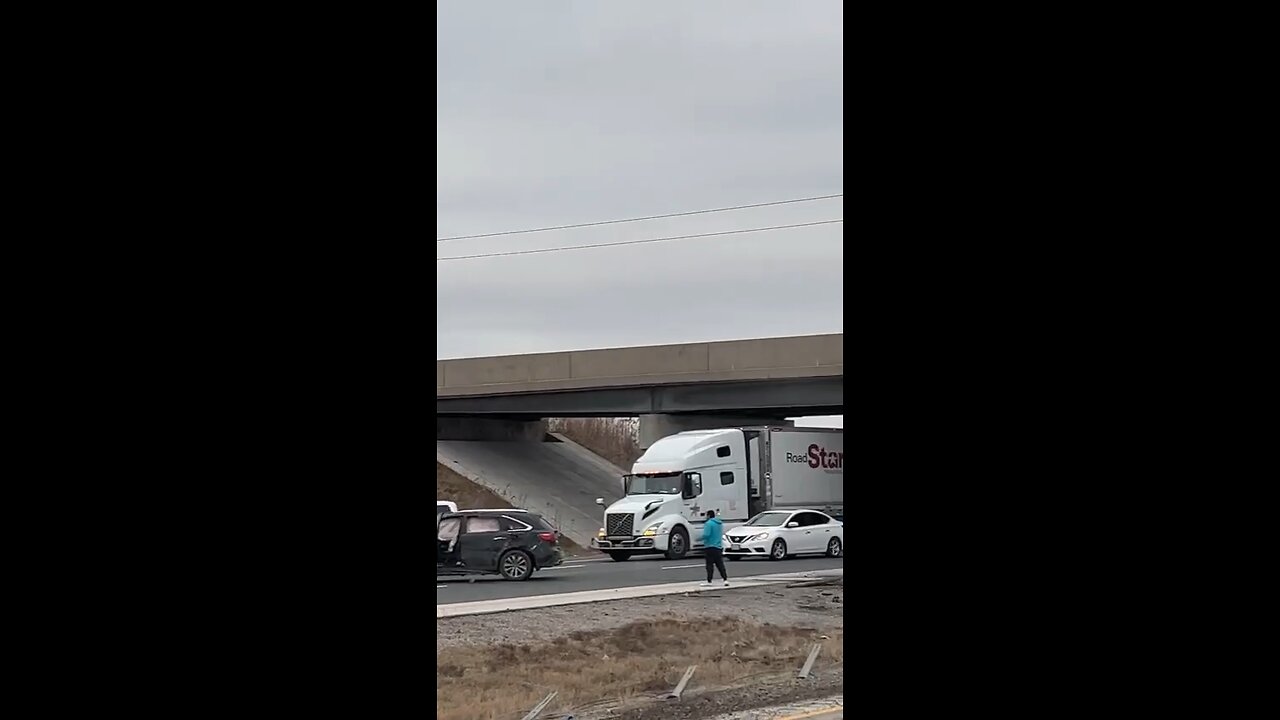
[521,691,557,720]
[665,665,697,700]
[797,644,822,679]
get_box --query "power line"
[436,219,843,262]
[435,193,843,242]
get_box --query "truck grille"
[606,513,634,536]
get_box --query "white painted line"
[538,566,580,571]
[437,585,446,589]
[661,564,704,570]
[437,569,842,618]
[561,557,609,564]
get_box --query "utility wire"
[436,219,843,262]
[435,193,843,242]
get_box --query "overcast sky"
[437,1,842,426]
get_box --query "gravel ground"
[437,583,844,718]
[436,584,843,651]
[589,672,844,720]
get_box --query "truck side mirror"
[595,497,605,506]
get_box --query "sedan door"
[805,512,838,553]
[778,512,810,553]
[794,512,830,553]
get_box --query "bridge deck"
[438,333,842,398]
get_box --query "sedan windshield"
[742,512,790,527]
[625,473,682,495]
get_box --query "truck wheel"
[608,552,632,562]
[498,550,534,580]
[665,527,689,560]
[769,538,788,561]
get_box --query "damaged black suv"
[436,509,564,581]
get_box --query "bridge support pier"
[637,414,793,449]
[436,417,546,441]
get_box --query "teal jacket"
[702,517,724,549]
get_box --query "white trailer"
[590,427,843,561]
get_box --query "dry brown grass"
[547,417,642,469]
[437,463,510,509]
[436,463,587,555]
[436,618,843,720]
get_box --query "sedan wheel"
[770,539,788,561]
[826,537,843,558]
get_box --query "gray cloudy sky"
[437,1,842,424]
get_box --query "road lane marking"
[437,585,446,589]
[661,564,704,570]
[538,566,580,571]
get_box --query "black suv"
[436,509,564,581]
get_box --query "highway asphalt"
[436,552,844,604]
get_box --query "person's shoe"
[699,581,713,587]
[723,581,730,587]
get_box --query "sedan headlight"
[746,532,770,542]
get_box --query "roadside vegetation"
[437,617,843,720]
[547,417,643,468]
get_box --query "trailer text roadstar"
[590,426,843,561]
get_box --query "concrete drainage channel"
[437,569,844,618]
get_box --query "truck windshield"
[624,473,683,495]
[742,511,790,527]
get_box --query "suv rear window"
[510,513,552,530]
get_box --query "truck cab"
[590,429,751,561]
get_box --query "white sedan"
[723,509,843,560]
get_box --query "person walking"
[701,510,730,587]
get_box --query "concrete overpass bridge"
[437,333,842,445]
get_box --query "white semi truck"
[590,426,843,561]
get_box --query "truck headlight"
[597,528,606,537]
[642,523,663,537]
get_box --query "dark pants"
[705,547,728,582]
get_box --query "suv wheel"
[499,550,534,581]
